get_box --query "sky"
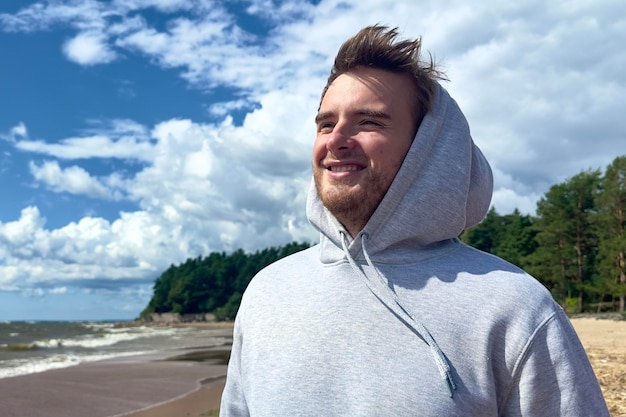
[0,0,624,321]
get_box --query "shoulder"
[239,244,321,300]
[500,308,609,415]
[453,241,547,293]
[431,241,544,286]
[452,240,526,273]
[436,241,560,324]
[257,244,320,273]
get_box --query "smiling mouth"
[326,164,362,172]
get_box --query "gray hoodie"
[220,85,609,416]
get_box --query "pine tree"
[526,170,600,311]
[595,156,626,312]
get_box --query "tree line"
[139,242,311,321]
[461,155,626,313]
[141,155,625,319]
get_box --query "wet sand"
[0,346,229,417]
[120,379,225,417]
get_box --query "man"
[220,25,609,416]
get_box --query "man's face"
[313,67,418,236]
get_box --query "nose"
[326,122,353,153]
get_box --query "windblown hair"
[321,25,447,123]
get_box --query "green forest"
[139,242,311,321]
[141,155,626,320]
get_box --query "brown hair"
[320,25,447,123]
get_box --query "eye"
[361,120,383,127]
[317,122,335,133]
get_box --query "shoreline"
[116,378,226,417]
[0,324,233,417]
[0,320,235,380]
[0,357,228,417]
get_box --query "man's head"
[313,25,445,237]
[319,25,445,126]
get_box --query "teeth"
[329,165,360,172]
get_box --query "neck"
[337,218,364,239]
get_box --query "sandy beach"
[569,317,626,417]
[0,348,229,417]
[1,317,624,417]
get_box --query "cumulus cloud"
[0,267,20,291]
[1,111,316,290]
[62,31,117,65]
[208,99,254,117]
[29,161,124,200]
[0,207,159,287]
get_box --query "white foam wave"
[30,326,180,350]
[30,338,63,349]
[0,351,149,379]
[82,322,115,331]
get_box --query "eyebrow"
[314,111,334,124]
[314,109,392,124]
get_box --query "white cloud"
[1,110,317,290]
[0,1,100,32]
[442,1,626,210]
[16,119,154,161]
[115,15,277,91]
[22,287,45,298]
[0,207,160,286]
[29,161,123,200]
[245,0,315,22]
[0,206,46,245]
[208,99,253,117]
[62,31,117,65]
[112,0,196,13]
[82,118,149,138]
[0,265,20,291]
[0,122,28,142]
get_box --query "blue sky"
[1,0,624,321]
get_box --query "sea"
[0,321,231,379]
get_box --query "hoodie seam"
[498,312,557,414]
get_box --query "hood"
[306,83,493,263]
[305,83,492,397]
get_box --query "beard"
[313,167,390,234]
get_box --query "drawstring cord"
[340,231,457,398]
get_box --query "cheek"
[390,138,412,164]
[368,140,398,162]
[371,140,411,172]
[312,137,327,163]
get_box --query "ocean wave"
[1,326,181,351]
[0,351,149,379]
[81,322,116,331]
[1,343,37,352]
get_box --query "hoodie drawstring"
[340,231,457,398]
